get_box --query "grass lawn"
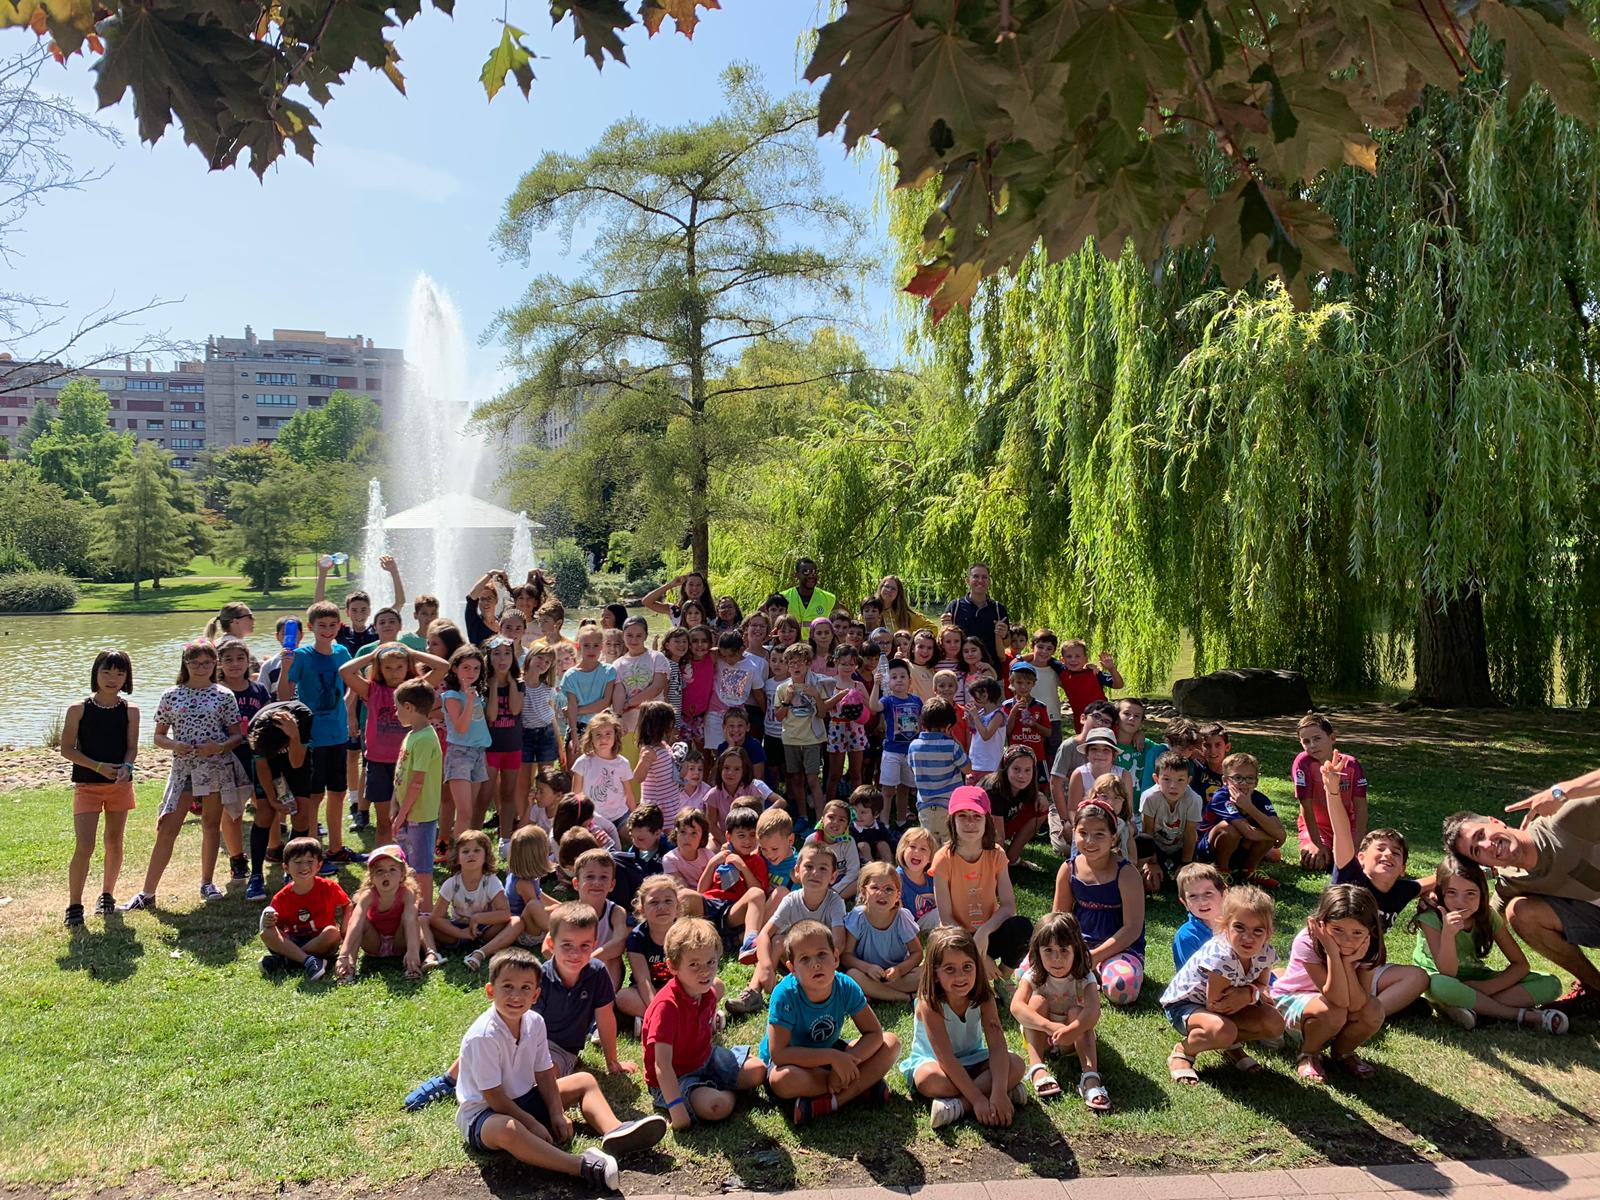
[71,555,355,614]
[3,710,1599,1197]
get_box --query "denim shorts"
[463,1085,551,1151]
[444,743,489,784]
[1164,999,1206,1034]
[649,1045,751,1120]
[521,724,560,765]
[398,819,439,880]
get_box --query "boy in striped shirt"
[907,698,969,847]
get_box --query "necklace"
[88,694,123,710]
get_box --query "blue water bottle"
[716,862,738,889]
[283,618,301,650]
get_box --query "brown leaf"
[640,0,718,39]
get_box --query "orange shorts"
[73,780,136,815]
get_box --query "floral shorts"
[679,715,706,745]
[827,720,867,753]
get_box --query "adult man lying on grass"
[1445,766,1600,1017]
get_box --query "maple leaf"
[1053,0,1187,135]
[480,22,535,101]
[640,0,718,39]
[0,0,98,54]
[551,0,630,68]
[878,26,1011,183]
[1480,0,1600,117]
[807,0,923,146]
[1244,70,1379,182]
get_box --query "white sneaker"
[1432,1000,1476,1030]
[1010,1082,1031,1108]
[930,1096,966,1129]
[578,1147,619,1191]
[498,838,510,860]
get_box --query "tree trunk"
[132,576,142,600]
[691,515,709,577]
[1412,584,1499,707]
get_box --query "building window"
[170,419,203,431]
[170,382,204,394]
[257,372,297,385]
[127,379,165,391]
[308,395,328,407]
[255,394,298,406]
[126,419,138,430]
[145,420,165,431]
[365,378,382,390]
[127,399,165,412]
[171,438,203,449]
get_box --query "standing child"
[761,919,901,1125]
[808,799,862,901]
[1024,630,1069,763]
[612,616,668,763]
[931,669,971,752]
[966,677,1006,781]
[123,639,243,911]
[218,635,270,882]
[1412,855,1568,1033]
[520,642,562,804]
[1271,884,1388,1084]
[761,648,789,785]
[901,926,1028,1128]
[259,836,346,981]
[869,658,923,828]
[825,645,869,803]
[907,698,970,846]
[897,826,940,933]
[679,626,717,752]
[646,918,767,1128]
[932,787,1033,975]
[340,644,449,851]
[442,646,493,841]
[842,860,923,1002]
[776,642,838,824]
[851,785,895,865]
[560,626,621,755]
[1058,640,1122,733]
[1052,800,1147,1007]
[1002,661,1050,767]
[391,679,444,915]
[572,711,634,830]
[659,626,691,731]
[907,630,938,701]
[1011,912,1106,1110]
[1293,713,1368,872]
[631,702,682,826]
[484,637,526,841]
[62,650,139,925]
[334,843,431,981]
[279,601,361,867]
[431,829,512,953]
[707,631,758,755]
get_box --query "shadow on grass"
[1450,1021,1600,1130]
[57,911,146,983]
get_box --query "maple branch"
[1416,0,1464,76]
[1432,0,1478,71]
[705,366,901,399]
[269,0,341,124]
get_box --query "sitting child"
[807,798,862,901]
[906,697,970,845]
[503,823,554,940]
[1171,863,1227,969]
[1052,800,1146,1006]
[901,926,1028,1128]
[1010,912,1106,1110]
[1196,752,1285,887]
[1137,750,1202,893]
[932,787,1034,976]
[260,836,346,982]
[1161,884,1284,1085]
[752,843,848,1000]
[850,785,895,865]
[760,919,901,1126]
[664,808,714,892]
[430,829,512,954]
[335,843,435,981]
[645,917,768,1128]
[700,806,770,1002]
[617,875,696,1023]
[1271,884,1388,1084]
[896,826,939,933]
[451,947,667,1190]
[841,860,923,1002]
[757,806,799,902]
[1412,854,1568,1034]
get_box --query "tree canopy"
[274,390,381,467]
[28,378,132,503]
[94,441,206,597]
[9,0,1600,311]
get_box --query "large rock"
[1171,668,1314,719]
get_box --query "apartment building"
[0,327,405,469]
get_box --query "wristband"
[666,1097,687,1109]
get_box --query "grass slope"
[2,713,1598,1195]
[71,556,354,614]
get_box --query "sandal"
[1523,1007,1570,1035]
[1296,1053,1328,1084]
[1222,1045,1262,1073]
[1077,1070,1112,1112]
[422,950,446,971]
[464,949,487,972]
[1167,1045,1199,1086]
[1336,1053,1376,1080]
[1027,1062,1062,1099]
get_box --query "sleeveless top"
[1069,856,1145,959]
[72,697,130,783]
[367,892,405,938]
[639,744,681,820]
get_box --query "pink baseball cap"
[367,843,408,867]
[948,785,991,816]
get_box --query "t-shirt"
[714,735,767,771]
[1171,913,1214,969]
[1160,933,1277,1007]
[613,650,668,733]
[488,682,523,755]
[268,877,348,938]
[943,595,1008,667]
[663,845,712,890]
[704,849,769,903]
[1333,856,1422,929]
[226,680,272,774]
[880,692,923,755]
[1493,797,1600,906]
[398,632,428,651]
[1271,929,1328,998]
[155,684,241,750]
[777,674,834,746]
[907,731,969,810]
[1003,698,1050,761]
[1026,659,1067,720]
[711,657,757,714]
[931,845,1006,931]
[703,781,772,831]
[395,725,443,823]
[440,872,506,922]
[441,689,492,749]
[1060,667,1114,731]
[1139,784,1204,853]
[1412,908,1503,975]
[455,1004,554,1138]
[362,680,407,764]
[336,623,379,658]
[535,956,617,1054]
[1116,738,1168,794]
[1198,786,1279,845]
[559,663,618,728]
[642,977,718,1088]
[572,753,634,823]
[899,868,937,924]
[627,923,672,991]
[758,970,866,1063]
[844,905,917,968]
[762,675,787,738]
[287,644,352,747]
[765,850,799,892]
[769,889,847,938]
[1293,750,1367,848]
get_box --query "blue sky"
[7,5,901,389]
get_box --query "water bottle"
[716,862,738,889]
[283,618,301,650]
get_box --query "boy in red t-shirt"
[1002,662,1050,765]
[645,917,767,1129]
[261,836,347,981]
[1059,638,1125,732]
[700,805,769,978]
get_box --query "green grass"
[70,554,354,613]
[3,716,1600,1195]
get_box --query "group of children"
[58,563,1576,1189]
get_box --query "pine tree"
[95,443,196,600]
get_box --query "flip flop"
[1296,1054,1328,1084]
[1027,1062,1062,1098]
[1222,1045,1262,1072]
[1168,1045,1199,1085]
[1078,1071,1112,1112]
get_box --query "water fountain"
[509,511,537,583]
[359,478,394,605]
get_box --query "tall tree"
[0,465,95,575]
[479,66,868,574]
[29,378,132,503]
[15,399,53,453]
[273,390,380,467]
[191,442,282,513]
[94,442,198,599]
[218,470,301,591]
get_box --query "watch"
[1551,785,1568,804]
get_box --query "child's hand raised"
[1098,651,1116,670]
[1442,908,1472,935]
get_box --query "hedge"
[0,571,80,612]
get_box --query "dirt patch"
[0,746,176,793]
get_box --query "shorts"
[1274,992,1315,1030]
[1164,999,1206,1034]
[1542,895,1600,948]
[73,780,136,815]
[917,805,949,845]
[345,734,363,753]
[444,743,490,784]
[310,744,349,794]
[549,1042,579,1078]
[855,827,893,860]
[462,1085,552,1150]
[705,712,725,750]
[702,896,732,931]
[649,1045,752,1118]
[1196,823,1245,868]
[364,760,397,808]
[827,721,867,753]
[763,735,786,774]
[398,819,439,884]
[879,751,912,789]
[486,749,521,773]
[784,742,823,776]
[521,724,559,764]
[1143,843,1186,877]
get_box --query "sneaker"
[350,809,370,832]
[259,953,289,976]
[1550,982,1600,1017]
[64,904,85,928]
[930,1096,966,1129]
[599,1113,668,1156]
[1010,1082,1031,1108]
[726,985,764,1015]
[245,875,267,902]
[1430,1000,1476,1030]
[94,893,115,916]
[738,933,760,965]
[119,893,155,912]
[229,855,249,881]
[578,1148,619,1192]
[348,800,360,820]
[483,811,499,830]
[869,1079,891,1104]
[199,882,225,904]
[318,859,339,876]
[325,847,367,865]
[403,1073,456,1112]
[793,1092,836,1126]
[265,847,285,865]
[303,954,327,982]
[1244,871,1281,891]
[498,838,510,861]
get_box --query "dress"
[900,999,990,1086]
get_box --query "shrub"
[547,541,591,608]
[0,571,79,612]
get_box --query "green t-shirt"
[398,632,428,651]
[1412,908,1501,975]
[395,725,443,824]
